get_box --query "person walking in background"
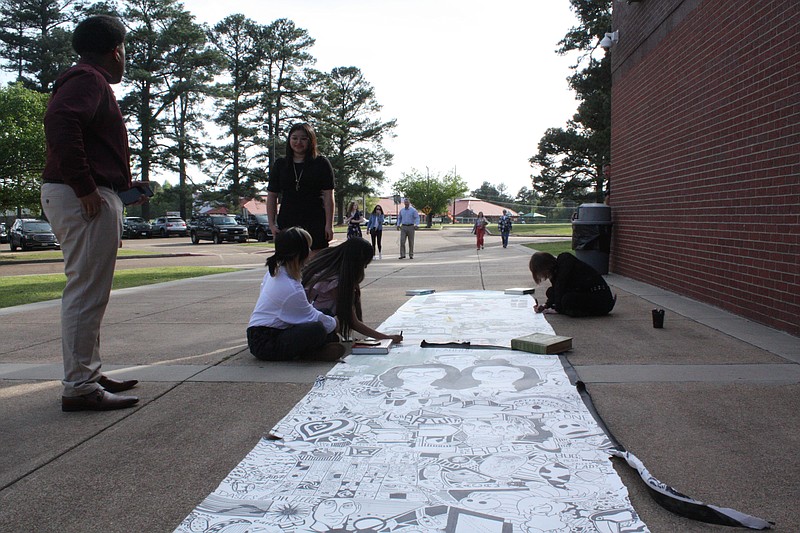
[498,209,512,248]
[303,238,403,344]
[345,200,364,240]
[266,123,335,256]
[396,198,419,259]
[366,205,385,259]
[529,251,615,317]
[41,15,147,412]
[247,227,345,362]
[472,211,489,250]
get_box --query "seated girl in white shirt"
[247,226,345,361]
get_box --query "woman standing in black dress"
[267,123,335,255]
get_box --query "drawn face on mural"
[471,365,525,385]
[461,493,503,511]
[549,419,597,440]
[540,462,571,490]
[396,367,448,388]
[479,452,527,478]
[312,498,359,528]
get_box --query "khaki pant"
[41,183,122,397]
[399,225,415,258]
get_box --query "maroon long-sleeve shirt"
[41,60,132,198]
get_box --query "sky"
[179,0,583,198]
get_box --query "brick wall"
[609,0,800,335]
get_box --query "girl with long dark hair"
[302,238,403,343]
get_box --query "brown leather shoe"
[98,375,138,393]
[62,390,139,412]
[308,342,347,362]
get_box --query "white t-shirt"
[249,267,337,333]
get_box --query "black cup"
[652,309,665,328]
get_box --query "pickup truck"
[188,214,248,244]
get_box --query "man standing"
[395,198,419,259]
[41,15,144,411]
[498,209,512,248]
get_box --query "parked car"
[236,214,273,242]
[122,217,152,238]
[9,219,60,251]
[189,214,248,244]
[152,216,188,237]
[0,223,7,244]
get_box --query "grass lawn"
[510,223,572,236]
[0,248,160,262]
[236,242,275,248]
[522,240,574,256]
[0,266,239,308]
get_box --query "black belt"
[401,224,414,226]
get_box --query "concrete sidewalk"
[0,228,797,532]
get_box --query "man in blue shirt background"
[395,198,419,259]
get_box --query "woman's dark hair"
[529,251,557,284]
[372,205,383,214]
[302,237,374,337]
[266,227,311,277]
[72,15,126,56]
[285,123,319,160]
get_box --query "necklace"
[293,161,304,191]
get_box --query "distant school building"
[367,197,517,224]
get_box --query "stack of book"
[504,287,535,295]
[511,332,572,354]
[350,338,394,355]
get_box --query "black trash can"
[571,203,612,274]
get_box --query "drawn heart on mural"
[297,419,352,440]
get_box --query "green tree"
[257,18,315,171]
[471,181,513,204]
[206,14,264,202]
[0,0,85,92]
[0,83,48,215]
[122,0,211,219]
[530,0,611,204]
[515,186,535,205]
[156,8,220,219]
[310,66,396,223]
[393,169,468,228]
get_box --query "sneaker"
[309,342,346,362]
[378,252,382,260]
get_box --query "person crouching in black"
[529,252,615,317]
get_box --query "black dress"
[545,253,615,317]
[268,156,335,250]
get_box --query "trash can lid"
[575,203,611,222]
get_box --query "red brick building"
[609,0,799,335]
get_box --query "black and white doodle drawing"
[175,292,649,533]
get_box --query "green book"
[504,287,535,295]
[405,289,435,295]
[511,333,573,354]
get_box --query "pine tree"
[0,0,85,92]
[309,66,396,223]
[529,0,611,205]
